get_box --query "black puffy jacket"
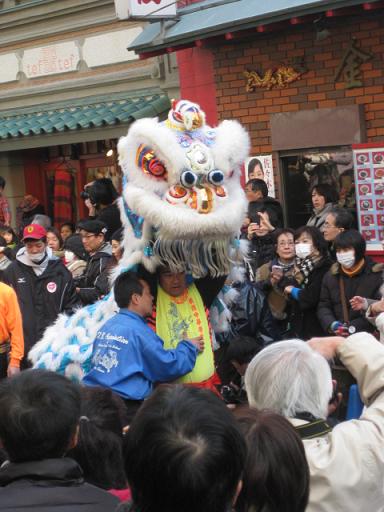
[3,257,78,353]
[0,458,118,512]
[317,259,383,333]
[77,244,112,305]
[217,281,281,346]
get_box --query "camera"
[80,186,94,203]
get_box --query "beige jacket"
[292,333,384,512]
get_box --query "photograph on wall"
[353,144,384,251]
[246,155,275,198]
[280,148,355,228]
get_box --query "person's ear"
[67,424,80,451]
[232,480,243,506]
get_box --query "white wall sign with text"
[115,0,177,19]
[246,155,275,198]
[23,42,80,79]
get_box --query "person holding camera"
[82,178,122,241]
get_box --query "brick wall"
[213,15,384,155]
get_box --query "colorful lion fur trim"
[29,99,250,380]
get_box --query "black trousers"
[0,352,8,379]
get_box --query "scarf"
[340,258,365,278]
[156,283,214,384]
[294,254,322,286]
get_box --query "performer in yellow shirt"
[0,282,24,378]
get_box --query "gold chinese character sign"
[244,63,305,91]
[334,38,373,89]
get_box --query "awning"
[0,92,171,140]
[130,0,381,55]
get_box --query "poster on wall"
[245,155,275,198]
[353,143,384,251]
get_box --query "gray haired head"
[245,339,333,420]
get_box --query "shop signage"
[353,143,384,251]
[334,39,372,89]
[244,64,305,92]
[115,0,177,18]
[0,53,19,84]
[22,42,80,79]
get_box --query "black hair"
[111,227,124,243]
[273,227,295,245]
[60,222,76,233]
[46,226,63,249]
[226,336,262,365]
[0,177,6,189]
[248,158,264,175]
[328,207,354,230]
[246,179,268,198]
[0,235,7,248]
[0,369,80,462]
[236,408,309,512]
[295,225,328,257]
[334,229,366,263]
[311,183,338,204]
[124,385,246,512]
[68,387,127,490]
[0,224,18,244]
[89,178,119,206]
[114,271,144,309]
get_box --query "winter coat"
[244,234,276,280]
[0,457,118,512]
[3,256,78,353]
[317,259,383,334]
[77,243,112,305]
[83,310,198,400]
[291,333,384,512]
[289,257,332,339]
[217,281,280,346]
[306,202,334,230]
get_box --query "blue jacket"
[83,310,198,400]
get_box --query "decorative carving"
[244,62,306,91]
[334,38,373,89]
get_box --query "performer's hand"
[350,295,367,311]
[189,336,204,352]
[7,365,20,378]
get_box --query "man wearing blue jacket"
[83,271,203,420]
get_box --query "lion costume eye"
[136,144,167,179]
[208,170,224,186]
[180,170,198,188]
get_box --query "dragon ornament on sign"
[244,61,307,91]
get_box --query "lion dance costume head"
[29,100,250,378]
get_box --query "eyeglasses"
[81,234,97,240]
[323,222,336,229]
[277,241,294,247]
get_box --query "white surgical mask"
[29,251,46,263]
[336,251,355,269]
[295,243,312,259]
[65,250,75,263]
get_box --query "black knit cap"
[64,234,88,260]
[77,219,107,235]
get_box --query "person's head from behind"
[334,229,366,270]
[322,207,354,242]
[245,179,268,202]
[226,336,262,376]
[248,158,264,180]
[0,176,6,194]
[0,369,80,462]
[124,385,246,512]
[87,178,119,207]
[46,227,63,251]
[294,225,328,260]
[114,271,153,317]
[245,340,333,420]
[60,222,75,241]
[310,183,338,211]
[68,386,127,490]
[64,233,88,263]
[31,213,52,230]
[236,408,309,512]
